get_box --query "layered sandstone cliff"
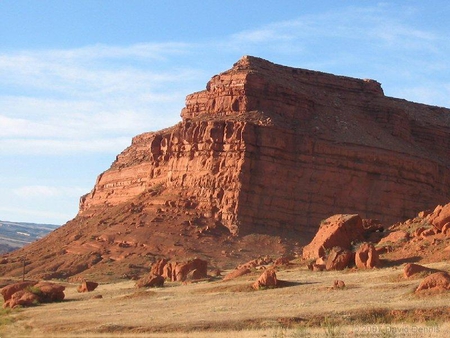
[79,55,450,236]
[2,56,449,281]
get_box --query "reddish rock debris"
[77,280,99,293]
[252,269,278,290]
[325,247,354,271]
[303,214,365,260]
[355,243,380,269]
[223,267,252,281]
[416,272,450,293]
[135,274,165,288]
[403,263,439,279]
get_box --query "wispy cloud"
[222,3,450,107]
[13,185,87,198]
[0,42,201,155]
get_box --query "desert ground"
[1,260,449,337]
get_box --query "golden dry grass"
[1,262,450,337]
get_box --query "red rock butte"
[2,56,450,279]
[80,55,450,235]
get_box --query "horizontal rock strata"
[80,55,450,236]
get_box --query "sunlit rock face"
[80,55,450,236]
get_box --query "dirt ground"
[1,260,450,337]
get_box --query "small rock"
[333,280,346,289]
[252,269,278,290]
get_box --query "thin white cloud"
[0,42,202,155]
[13,185,87,198]
[0,137,132,155]
[222,3,450,107]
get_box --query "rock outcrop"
[416,272,450,293]
[80,56,450,237]
[252,269,278,290]
[354,242,380,269]
[403,263,440,279]
[1,55,450,280]
[135,274,165,288]
[302,214,365,260]
[1,281,65,308]
[77,280,99,293]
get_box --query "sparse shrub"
[322,318,341,337]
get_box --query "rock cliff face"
[80,55,450,236]
[1,56,450,280]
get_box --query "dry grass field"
[1,261,450,337]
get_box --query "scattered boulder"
[252,269,278,290]
[355,242,379,269]
[325,247,353,271]
[302,214,364,259]
[135,273,165,288]
[441,223,450,236]
[223,267,252,281]
[33,282,65,302]
[378,230,409,245]
[403,263,439,279]
[307,263,325,272]
[416,272,450,293]
[1,281,37,302]
[333,280,346,289]
[273,256,290,266]
[77,280,99,293]
[2,281,65,308]
[237,256,272,270]
[428,203,450,231]
[4,290,39,308]
[162,258,208,282]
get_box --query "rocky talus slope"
[1,56,449,280]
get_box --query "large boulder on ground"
[77,280,99,293]
[2,281,65,308]
[223,267,252,281]
[162,258,208,282]
[1,281,37,302]
[416,272,450,293]
[303,214,365,260]
[355,242,379,269]
[325,247,353,271]
[428,203,450,231]
[135,273,165,288]
[252,269,278,290]
[33,282,66,302]
[403,263,440,279]
[5,290,40,308]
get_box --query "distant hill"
[0,221,59,254]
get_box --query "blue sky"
[1,1,449,225]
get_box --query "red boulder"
[355,242,379,269]
[252,269,278,290]
[303,214,364,260]
[416,272,450,293]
